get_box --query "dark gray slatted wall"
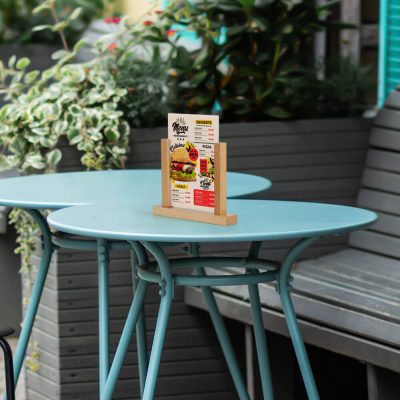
[26,118,369,399]
[59,117,370,261]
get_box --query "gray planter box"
[24,118,370,399]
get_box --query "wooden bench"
[185,90,400,399]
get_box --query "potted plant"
[128,0,371,201]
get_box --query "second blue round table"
[0,169,270,398]
[48,199,377,400]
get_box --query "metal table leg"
[247,241,274,399]
[97,238,110,397]
[100,240,320,400]
[188,243,251,400]
[278,237,320,400]
[101,278,148,400]
[52,236,148,398]
[130,241,149,397]
[8,209,54,397]
[140,241,174,400]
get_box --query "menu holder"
[153,139,238,226]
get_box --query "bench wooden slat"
[295,258,400,305]
[369,213,400,238]
[375,108,400,130]
[362,168,400,194]
[350,230,400,259]
[322,249,400,276]
[357,189,400,216]
[313,249,400,293]
[369,127,400,151]
[366,149,400,172]
[297,253,400,291]
[292,271,400,323]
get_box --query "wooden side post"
[214,142,227,216]
[161,138,171,208]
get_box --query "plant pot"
[23,118,370,399]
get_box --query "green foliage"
[0,1,372,275]
[286,58,372,118]
[0,48,130,173]
[0,2,132,274]
[9,209,38,273]
[114,48,167,128]
[140,0,369,120]
[0,0,106,45]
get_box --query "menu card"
[168,113,219,213]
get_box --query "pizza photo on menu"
[170,146,197,182]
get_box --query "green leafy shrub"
[0,1,169,273]
[139,0,370,120]
[114,48,167,128]
[0,40,130,173]
[0,3,132,275]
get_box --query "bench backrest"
[349,89,400,259]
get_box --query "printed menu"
[168,113,219,213]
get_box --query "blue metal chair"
[0,326,15,400]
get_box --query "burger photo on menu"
[170,146,197,182]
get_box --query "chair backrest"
[349,88,400,258]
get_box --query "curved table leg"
[97,239,110,396]
[247,282,275,399]
[188,243,250,400]
[101,278,148,400]
[130,241,149,396]
[10,209,54,396]
[247,242,275,400]
[277,237,320,400]
[141,241,174,400]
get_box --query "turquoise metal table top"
[47,200,377,243]
[0,169,271,209]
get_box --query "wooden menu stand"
[153,139,238,226]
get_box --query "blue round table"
[0,169,271,397]
[48,200,377,400]
[0,169,270,209]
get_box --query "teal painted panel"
[379,1,400,106]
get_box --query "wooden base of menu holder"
[153,139,238,226]
[153,206,238,226]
